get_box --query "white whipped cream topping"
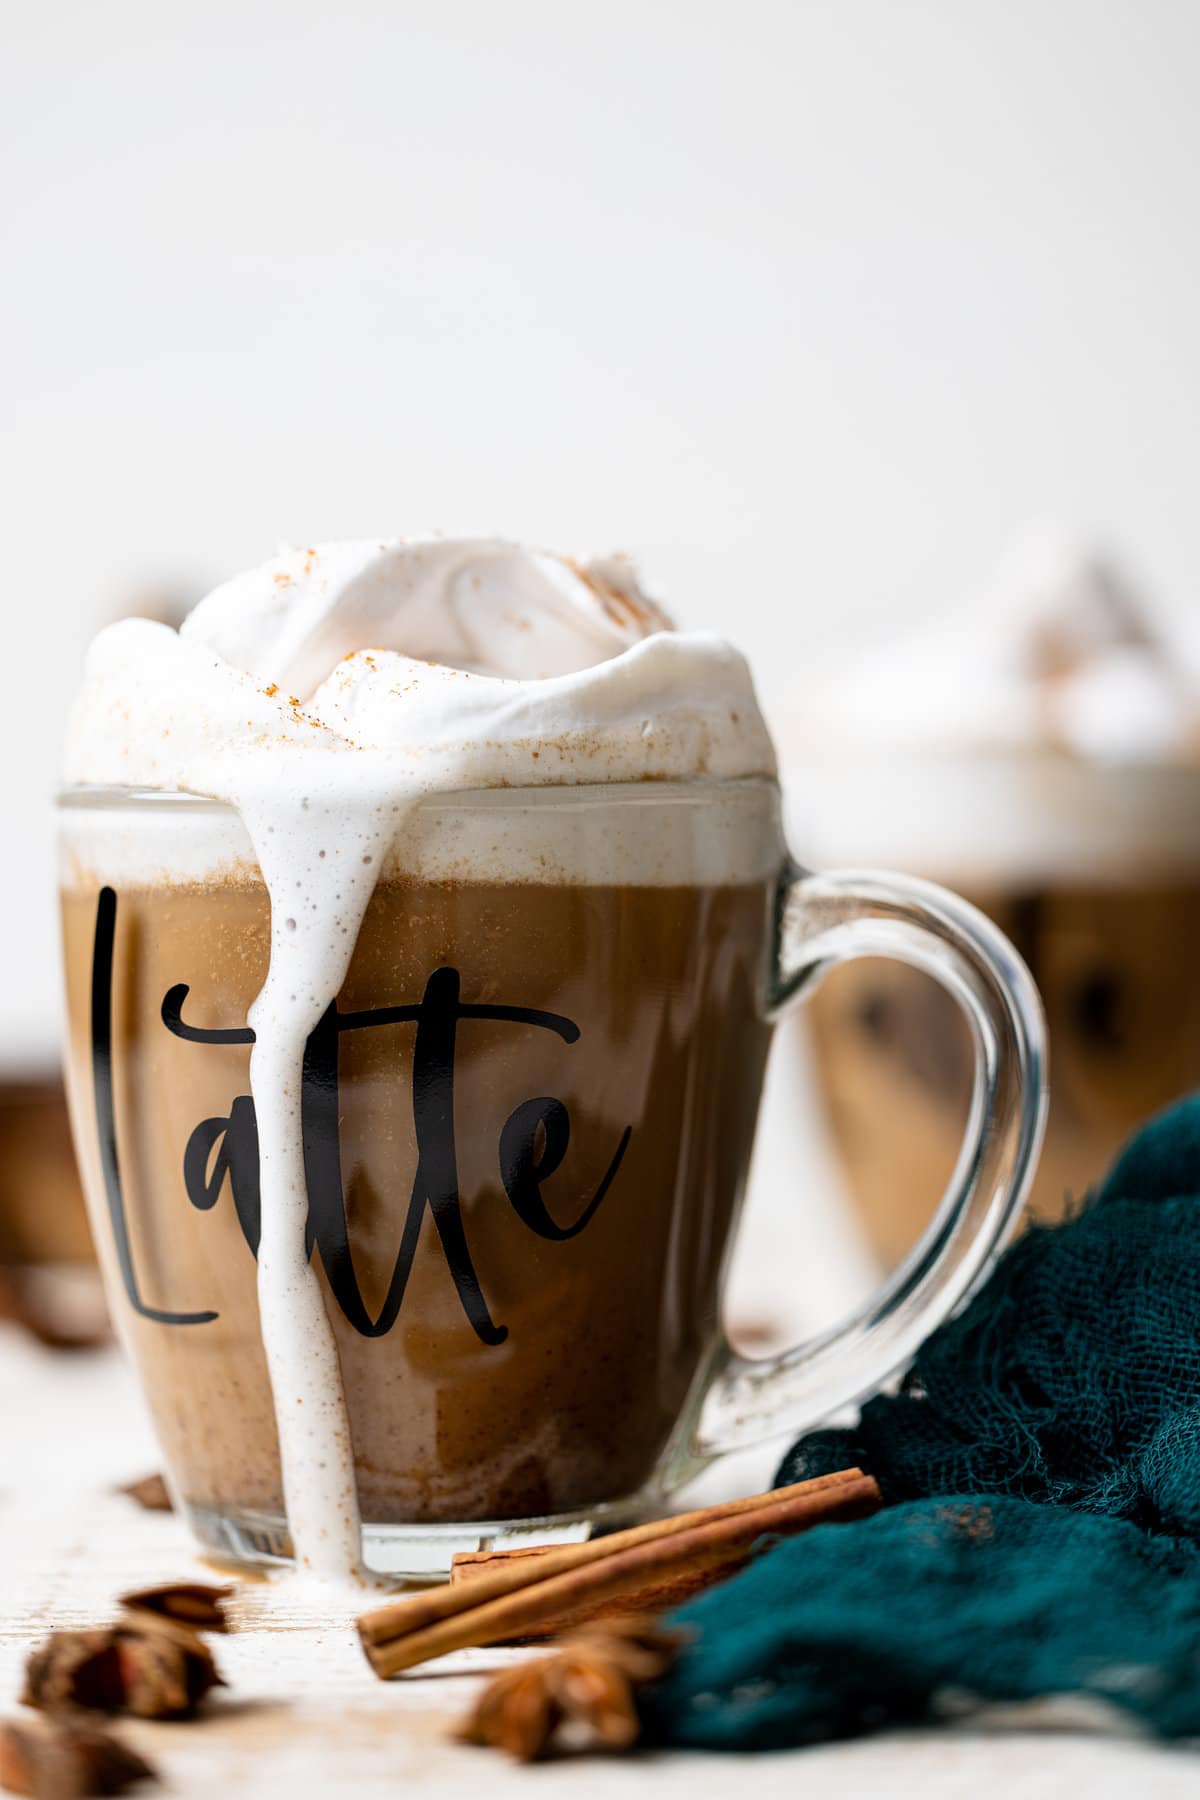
[65,539,771,794]
[784,536,1200,764]
[63,537,776,1586]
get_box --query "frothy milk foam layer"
[63,538,778,1586]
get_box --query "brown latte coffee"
[61,869,772,1530]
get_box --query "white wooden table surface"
[0,1330,1195,1800]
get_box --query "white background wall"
[3,0,1200,1053]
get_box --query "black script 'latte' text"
[90,887,632,1344]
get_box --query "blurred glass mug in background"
[59,777,1045,1570]
[0,1076,103,1347]
[795,754,1200,1267]
[781,540,1200,1273]
[0,584,198,1351]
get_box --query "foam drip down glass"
[58,775,1046,1575]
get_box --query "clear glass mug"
[58,777,1046,1572]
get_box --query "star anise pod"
[458,1616,681,1762]
[0,1717,155,1796]
[22,1588,230,1722]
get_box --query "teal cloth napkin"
[641,1096,1200,1748]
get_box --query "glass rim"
[57,774,780,814]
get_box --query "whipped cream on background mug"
[775,539,1200,1278]
[59,538,1046,1585]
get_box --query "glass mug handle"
[688,863,1048,1466]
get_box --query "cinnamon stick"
[367,1469,869,1645]
[451,1544,552,1581]
[358,1469,880,1677]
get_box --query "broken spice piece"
[22,1587,231,1722]
[0,1717,156,1796]
[113,1477,171,1515]
[458,1617,681,1762]
[117,1586,231,1634]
